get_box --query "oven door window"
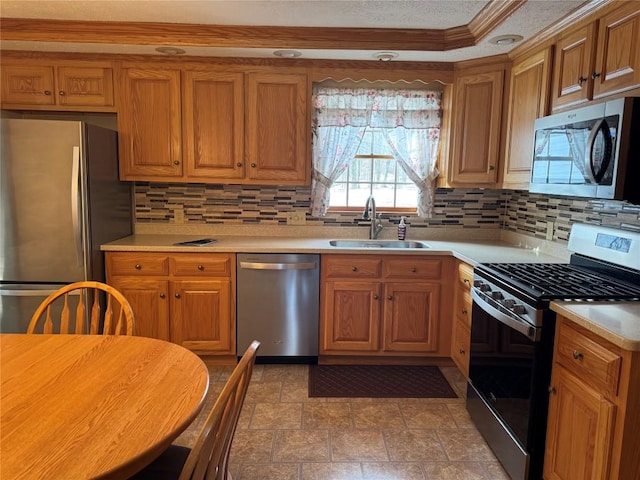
[469,301,536,448]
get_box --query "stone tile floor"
[174,363,509,480]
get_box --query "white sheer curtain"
[383,128,440,217]
[310,126,365,216]
[311,86,442,217]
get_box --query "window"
[310,86,442,218]
[330,128,418,209]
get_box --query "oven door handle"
[471,288,540,342]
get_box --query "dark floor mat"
[308,364,458,398]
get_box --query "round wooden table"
[0,334,209,479]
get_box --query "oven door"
[467,288,555,480]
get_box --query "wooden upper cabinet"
[593,2,640,99]
[502,48,552,189]
[552,2,640,110]
[182,70,245,181]
[246,72,309,184]
[551,23,596,110]
[118,67,183,180]
[1,62,114,110]
[449,67,505,185]
[117,66,309,185]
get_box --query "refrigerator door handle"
[0,288,78,297]
[71,146,83,266]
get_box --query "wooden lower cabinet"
[105,252,235,358]
[451,261,473,377]
[320,255,453,362]
[544,316,640,480]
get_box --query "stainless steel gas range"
[467,224,640,480]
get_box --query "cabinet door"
[246,72,308,184]
[321,281,381,353]
[170,280,233,355]
[449,69,504,185]
[108,278,170,341]
[593,3,640,99]
[183,70,245,181]
[502,48,552,189]
[551,23,596,110]
[119,68,182,180]
[544,366,616,480]
[382,282,440,353]
[56,66,114,107]
[1,65,55,106]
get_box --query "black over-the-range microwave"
[530,97,640,203]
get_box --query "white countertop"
[101,232,569,266]
[551,301,640,351]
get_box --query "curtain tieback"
[312,170,333,188]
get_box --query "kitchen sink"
[329,240,430,249]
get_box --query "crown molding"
[0,0,525,53]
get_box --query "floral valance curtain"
[311,86,442,218]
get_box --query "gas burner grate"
[480,263,640,300]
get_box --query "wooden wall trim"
[0,1,528,54]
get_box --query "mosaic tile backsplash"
[134,183,640,243]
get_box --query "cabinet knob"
[135,264,141,270]
[488,165,495,171]
[351,266,357,272]
[463,278,470,285]
[387,295,393,300]
[578,76,588,85]
[462,308,468,315]
[173,160,180,166]
[159,293,165,299]
[572,350,583,360]
[591,71,601,80]
[548,386,557,394]
[459,348,465,355]
[197,264,204,271]
[236,162,242,167]
[373,294,379,300]
[44,90,52,96]
[58,91,65,96]
[411,267,417,273]
[250,163,257,168]
[174,293,181,299]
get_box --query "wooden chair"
[130,340,261,480]
[28,281,135,335]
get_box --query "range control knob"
[473,280,483,288]
[491,291,504,300]
[513,305,526,315]
[480,283,492,292]
[503,299,516,308]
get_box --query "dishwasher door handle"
[239,261,317,271]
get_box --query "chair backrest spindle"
[28,282,135,336]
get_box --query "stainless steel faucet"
[363,195,383,239]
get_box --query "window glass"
[330,128,418,210]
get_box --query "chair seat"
[129,445,191,480]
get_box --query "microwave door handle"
[585,119,613,184]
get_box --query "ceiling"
[0,0,589,62]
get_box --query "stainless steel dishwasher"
[237,253,319,360]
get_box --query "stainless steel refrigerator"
[0,118,133,333]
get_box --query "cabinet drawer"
[556,320,622,397]
[452,319,470,377]
[323,256,382,278]
[106,253,170,276]
[455,290,472,327]
[383,258,442,279]
[170,254,232,277]
[458,262,474,289]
